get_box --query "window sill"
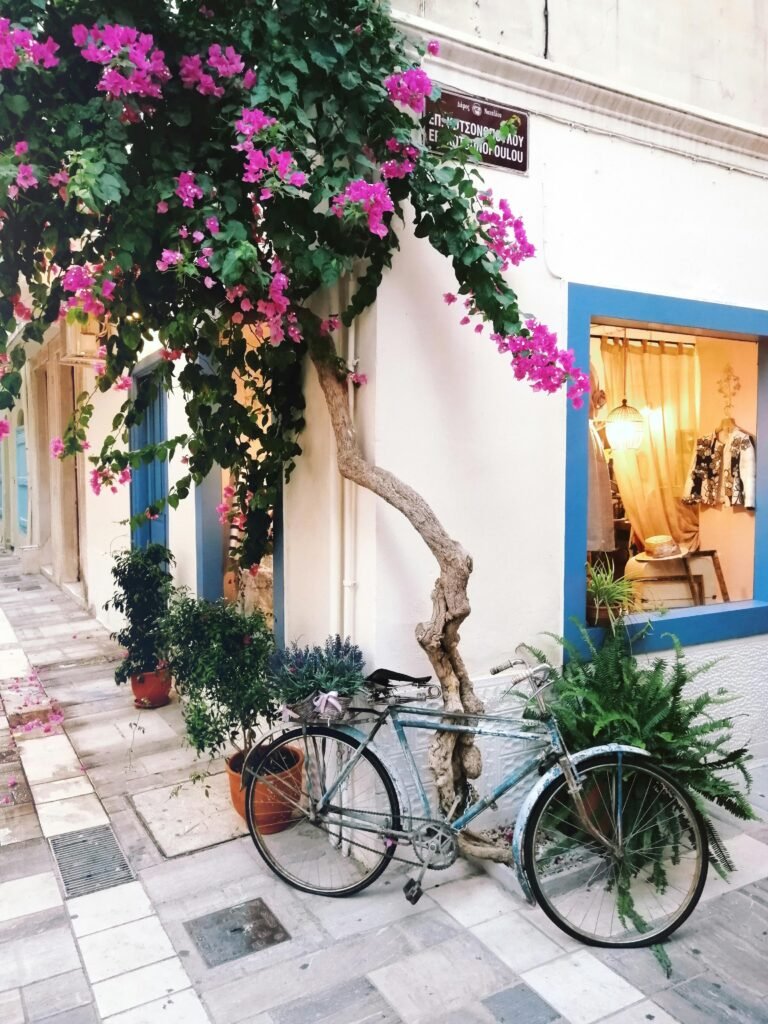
[572,600,768,655]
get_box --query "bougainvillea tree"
[0,0,587,855]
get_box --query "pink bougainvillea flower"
[242,68,257,90]
[443,292,457,305]
[48,168,69,188]
[15,164,38,190]
[427,39,440,56]
[231,311,244,324]
[50,437,65,458]
[0,21,59,69]
[477,199,535,270]
[320,316,340,335]
[175,171,203,208]
[113,376,132,391]
[73,23,169,100]
[205,216,220,234]
[156,248,183,271]
[331,179,393,238]
[460,316,470,326]
[156,200,169,214]
[235,106,277,138]
[13,299,32,320]
[207,43,244,79]
[350,372,368,386]
[203,276,215,289]
[101,279,116,299]
[192,230,204,243]
[13,141,28,156]
[383,67,433,115]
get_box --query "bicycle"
[242,658,708,948]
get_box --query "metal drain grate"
[50,824,135,898]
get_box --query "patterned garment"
[683,429,756,508]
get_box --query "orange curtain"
[601,338,699,549]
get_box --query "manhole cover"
[50,824,135,898]
[184,898,291,967]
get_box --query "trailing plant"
[525,621,756,877]
[160,592,275,757]
[106,543,175,684]
[0,0,589,837]
[268,634,365,705]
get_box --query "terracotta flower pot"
[130,668,172,709]
[226,745,305,834]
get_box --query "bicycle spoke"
[527,758,706,946]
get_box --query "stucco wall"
[395,1,768,128]
[283,40,768,743]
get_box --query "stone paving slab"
[1,555,768,1024]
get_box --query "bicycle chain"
[309,804,440,868]
[303,805,507,869]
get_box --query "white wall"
[78,355,203,631]
[283,35,768,745]
[395,1,768,128]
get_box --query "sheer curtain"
[601,338,699,550]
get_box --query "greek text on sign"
[425,87,528,174]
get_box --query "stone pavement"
[1,551,767,1024]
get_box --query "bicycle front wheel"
[524,754,707,947]
[245,726,401,897]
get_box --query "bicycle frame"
[309,703,649,903]
[316,702,555,830]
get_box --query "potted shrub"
[161,594,301,827]
[268,634,366,721]
[106,544,175,709]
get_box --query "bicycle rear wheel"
[245,726,401,897]
[523,754,707,947]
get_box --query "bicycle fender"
[511,743,650,905]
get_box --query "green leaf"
[5,94,29,116]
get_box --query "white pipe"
[341,304,358,641]
[327,282,343,637]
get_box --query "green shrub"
[106,544,175,685]
[161,593,275,758]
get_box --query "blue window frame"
[566,284,768,653]
[129,380,168,549]
[15,418,28,535]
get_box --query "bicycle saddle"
[365,668,432,687]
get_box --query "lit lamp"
[605,342,643,451]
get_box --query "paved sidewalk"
[1,552,767,1024]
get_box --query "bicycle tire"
[523,753,708,947]
[245,726,401,897]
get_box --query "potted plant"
[586,559,636,627]
[268,634,366,721]
[526,619,756,876]
[106,544,175,708]
[161,593,301,828]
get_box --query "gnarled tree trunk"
[312,351,511,863]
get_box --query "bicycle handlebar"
[489,659,514,676]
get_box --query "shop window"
[566,285,768,653]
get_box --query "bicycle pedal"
[403,879,423,905]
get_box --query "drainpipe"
[327,276,359,641]
[341,306,358,641]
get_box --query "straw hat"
[635,535,688,561]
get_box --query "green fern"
[537,620,757,878]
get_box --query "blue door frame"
[130,383,168,548]
[15,423,28,535]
